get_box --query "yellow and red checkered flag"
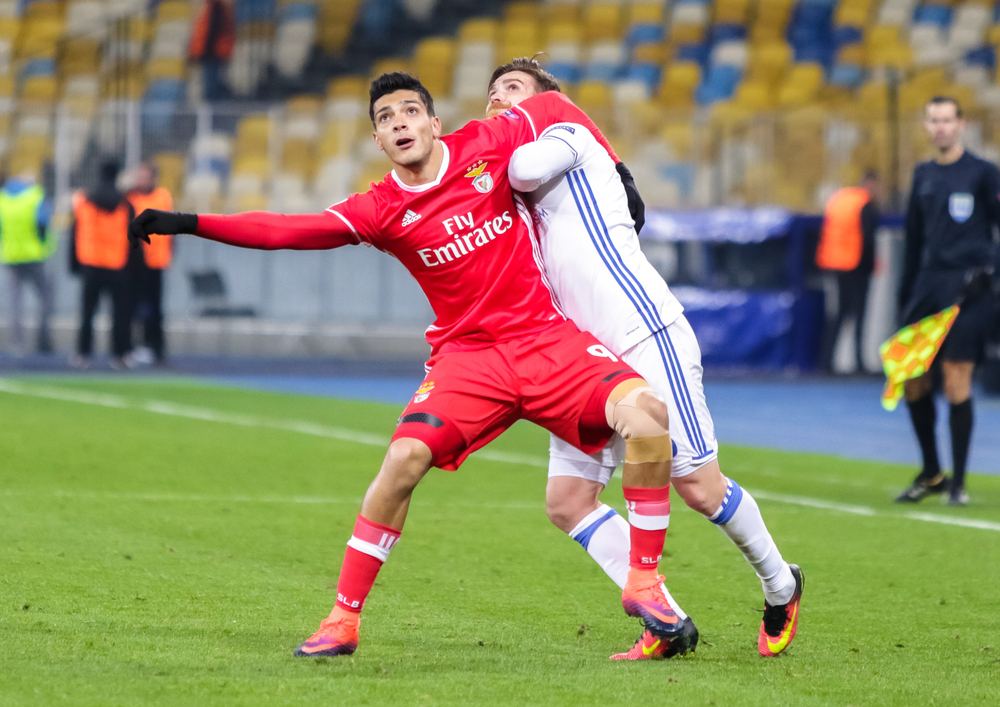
[879,305,960,410]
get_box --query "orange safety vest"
[73,191,131,270]
[188,0,235,60]
[816,187,870,272]
[128,187,174,269]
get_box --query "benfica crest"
[465,160,494,194]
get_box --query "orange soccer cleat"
[621,571,685,638]
[294,612,360,657]
[758,564,804,657]
[610,618,699,661]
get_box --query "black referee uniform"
[900,149,1000,500]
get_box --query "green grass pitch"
[1,377,999,706]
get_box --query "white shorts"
[548,314,719,485]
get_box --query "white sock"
[709,478,795,605]
[568,504,687,620]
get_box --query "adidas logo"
[402,209,422,227]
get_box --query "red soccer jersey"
[196,91,616,355]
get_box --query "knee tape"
[625,434,673,464]
[607,382,670,440]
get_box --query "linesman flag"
[879,305,960,411]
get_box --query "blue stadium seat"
[659,163,696,198]
[695,64,741,103]
[795,43,834,66]
[143,79,187,133]
[547,62,580,84]
[829,63,863,88]
[583,63,621,82]
[832,25,863,47]
[676,43,710,65]
[236,0,277,25]
[625,63,661,88]
[626,24,665,47]
[966,46,996,69]
[281,2,318,22]
[712,24,747,43]
[20,58,56,80]
[914,4,952,28]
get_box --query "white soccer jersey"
[508,123,683,355]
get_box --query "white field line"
[3,378,999,531]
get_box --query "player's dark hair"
[369,72,435,125]
[489,55,561,96]
[927,95,963,118]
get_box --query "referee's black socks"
[907,393,940,481]
[949,399,974,492]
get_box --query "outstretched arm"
[129,207,367,251]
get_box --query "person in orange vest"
[816,171,880,374]
[127,162,173,366]
[69,159,135,370]
[188,0,235,101]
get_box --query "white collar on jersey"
[391,141,450,193]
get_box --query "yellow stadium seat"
[661,122,694,157]
[544,2,580,22]
[776,63,824,106]
[584,4,623,42]
[626,3,664,25]
[24,1,63,19]
[837,44,866,65]
[715,0,750,25]
[662,62,702,91]
[834,5,869,26]
[371,57,411,79]
[320,22,352,53]
[749,42,792,83]
[287,95,322,115]
[734,81,774,109]
[869,44,912,69]
[0,75,13,97]
[237,114,271,141]
[504,1,539,22]
[282,138,317,178]
[326,75,367,100]
[232,154,272,178]
[153,153,185,196]
[459,18,498,43]
[633,42,669,65]
[157,0,192,21]
[414,37,456,96]
[147,58,186,80]
[545,21,582,45]
[988,25,1000,45]
[21,76,56,101]
[865,25,899,48]
[669,23,705,44]
[0,18,18,39]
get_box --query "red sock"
[334,515,401,613]
[622,485,670,570]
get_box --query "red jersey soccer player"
[129,73,682,658]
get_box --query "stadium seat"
[274,2,318,78]
[413,37,456,96]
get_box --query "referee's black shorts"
[902,269,999,363]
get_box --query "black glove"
[128,209,197,247]
[961,267,994,303]
[616,161,645,234]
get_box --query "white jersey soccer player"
[507,115,803,656]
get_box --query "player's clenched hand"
[128,209,198,246]
[616,161,645,234]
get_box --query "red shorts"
[392,320,642,470]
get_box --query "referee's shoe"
[896,473,950,503]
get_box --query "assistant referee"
[897,96,1000,506]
